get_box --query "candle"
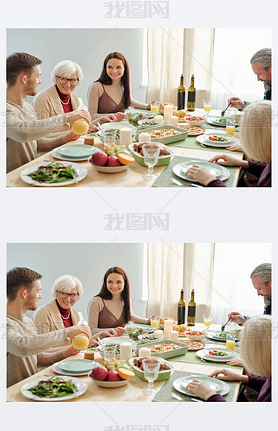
[154,330,163,338]
[164,105,173,124]
[120,127,132,146]
[154,115,163,124]
[138,347,151,357]
[169,116,178,126]
[164,319,173,338]
[139,132,151,143]
[120,342,132,360]
[170,330,179,341]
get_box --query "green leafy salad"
[26,377,77,398]
[28,162,77,183]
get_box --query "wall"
[6,28,147,105]
[7,243,147,320]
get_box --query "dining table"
[6,109,243,188]
[7,323,243,402]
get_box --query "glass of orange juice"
[226,333,235,351]
[150,101,160,114]
[71,333,89,350]
[226,118,235,136]
[203,314,213,329]
[150,315,160,329]
[203,99,213,116]
[71,119,89,135]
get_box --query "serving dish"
[128,357,173,381]
[128,143,173,167]
[136,339,188,359]
[136,125,188,145]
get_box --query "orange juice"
[151,106,159,114]
[204,105,212,112]
[226,125,235,136]
[72,333,89,350]
[226,339,235,350]
[151,319,160,329]
[71,119,89,135]
[204,319,212,327]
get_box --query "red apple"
[91,366,109,381]
[106,370,121,381]
[91,152,108,166]
[107,155,121,167]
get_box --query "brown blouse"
[98,298,125,328]
[98,84,126,114]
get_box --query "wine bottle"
[177,74,185,110]
[187,74,196,112]
[187,289,196,326]
[177,289,186,325]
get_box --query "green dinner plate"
[57,144,95,158]
[58,359,96,373]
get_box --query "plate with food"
[184,116,206,126]
[137,119,161,127]
[138,332,163,342]
[206,330,241,342]
[184,330,206,341]
[177,340,205,351]
[129,357,173,381]
[88,147,134,173]
[128,143,173,167]
[197,348,240,362]
[207,116,240,128]
[21,376,87,401]
[97,122,137,140]
[197,133,240,148]
[126,109,154,125]
[20,161,87,186]
[177,124,205,136]
[89,361,135,388]
[173,161,230,183]
[173,375,230,397]
[97,336,137,358]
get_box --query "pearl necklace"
[60,311,71,319]
[60,97,70,105]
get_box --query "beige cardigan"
[32,84,80,139]
[33,299,80,353]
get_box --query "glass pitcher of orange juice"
[71,333,89,350]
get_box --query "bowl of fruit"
[185,330,206,341]
[185,116,206,126]
[128,143,173,167]
[89,144,135,173]
[89,358,135,388]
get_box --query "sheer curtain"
[146,243,215,321]
[146,28,215,107]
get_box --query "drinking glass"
[142,143,161,180]
[150,315,160,329]
[226,333,235,351]
[203,99,213,116]
[203,314,213,329]
[150,100,160,114]
[102,343,117,360]
[226,118,235,136]
[142,358,161,395]
[103,129,116,147]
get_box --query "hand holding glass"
[142,143,161,180]
[143,358,161,394]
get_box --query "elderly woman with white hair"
[32,60,117,145]
[185,315,271,402]
[186,100,271,187]
[33,274,117,353]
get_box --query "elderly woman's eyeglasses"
[58,291,79,299]
[57,76,79,85]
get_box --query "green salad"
[26,377,77,398]
[28,162,77,183]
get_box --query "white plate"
[97,122,137,138]
[138,119,161,127]
[173,161,230,183]
[52,146,100,161]
[197,134,240,148]
[173,375,230,398]
[204,133,234,144]
[207,116,240,128]
[206,330,240,342]
[196,349,240,362]
[21,376,87,401]
[20,162,87,187]
[52,362,96,376]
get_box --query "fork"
[221,102,230,117]
[221,317,231,332]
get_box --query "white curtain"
[147,243,215,322]
[147,28,215,107]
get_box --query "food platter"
[21,376,87,401]
[173,161,230,183]
[20,162,87,186]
